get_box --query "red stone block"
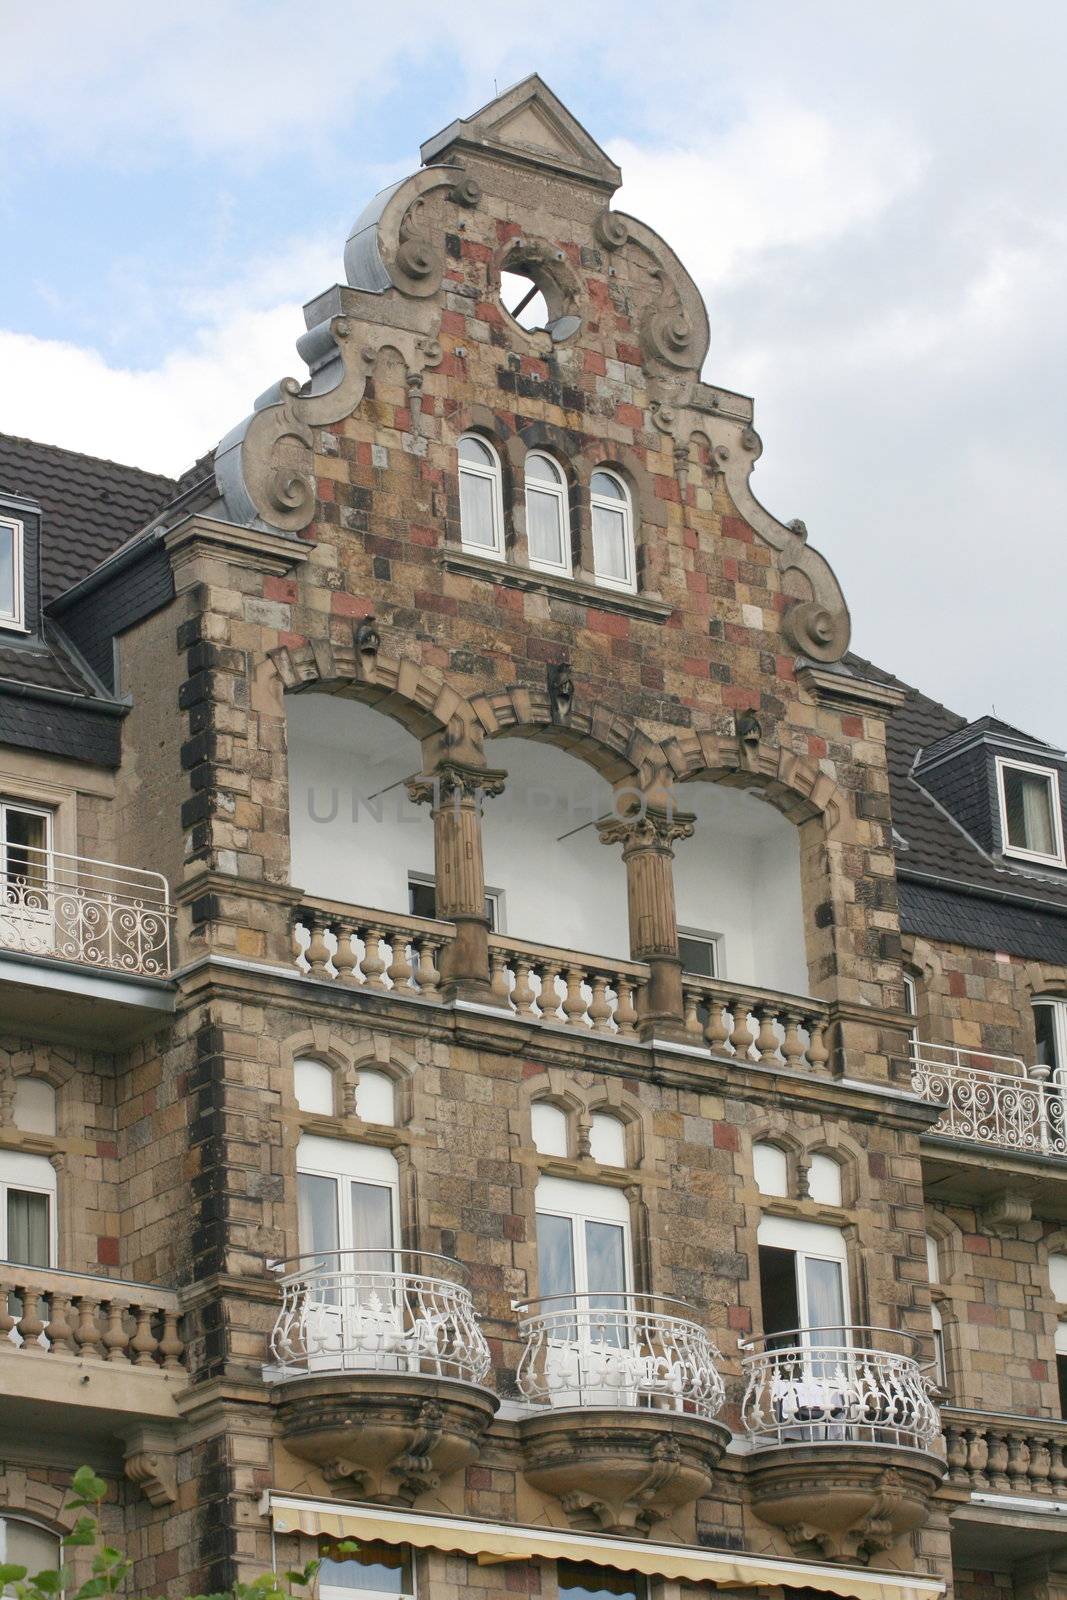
[263,576,297,603]
[96,1236,120,1266]
[615,401,644,429]
[713,1121,739,1150]
[587,609,630,638]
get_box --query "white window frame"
[757,1215,850,1338]
[524,452,572,577]
[678,926,721,979]
[590,469,637,595]
[0,1514,61,1583]
[1034,996,1067,1075]
[0,1151,58,1266]
[995,756,1066,868]
[0,516,26,632]
[535,1175,633,1299]
[458,434,505,561]
[296,1134,400,1255]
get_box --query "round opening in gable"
[501,269,550,332]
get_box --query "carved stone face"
[355,617,381,656]
[737,710,762,745]
[548,662,575,718]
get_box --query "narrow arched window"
[12,1078,56,1137]
[0,1516,60,1590]
[589,1111,627,1168]
[524,452,571,575]
[354,1069,396,1127]
[458,434,505,559]
[294,1058,335,1117]
[808,1152,843,1207]
[590,469,636,593]
[531,1102,569,1158]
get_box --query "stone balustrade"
[488,934,647,1035]
[942,1408,1067,1497]
[682,975,831,1071]
[293,897,454,997]
[0,1264,184,1370]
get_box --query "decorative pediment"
[420,74,621,191]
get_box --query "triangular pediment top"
[420,74,621,191]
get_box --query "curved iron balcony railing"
[514,1292,726,1420]
[740,1326,940,1450]
[265,1249,491,1386]
[0,846,172,977]
[909,1040,1066,1157]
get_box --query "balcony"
[739,1326,945,1561]
[909,1040,1065,1158]
[514,1292,730,1534]
[0,1264,186,1438]
[0,847,174,1043]
[942,1408,1067,1569]
[264,1249,498,1504]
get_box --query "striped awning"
[263,1494,945,1600]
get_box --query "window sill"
[442,548,672,623]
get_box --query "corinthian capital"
[405,761,507,809]
[596,806,695,851]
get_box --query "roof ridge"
[0,430,175,488]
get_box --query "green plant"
[0,1468,321,1600]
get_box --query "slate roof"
[0,433,176,601]
[845,653,1067,955]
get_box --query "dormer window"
[0,515,25,630]
[995,757,1065,868]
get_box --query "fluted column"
[598,806,694,1041]
[407,760,506,1003]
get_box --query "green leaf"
[0,1564,28,1584]
[31,1570,64,1593]
[64,1517,99,1548]
[68,1469,107,1508]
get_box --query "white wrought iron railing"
[514,1292,726,1419]
[909,1040,1066,1157]
[264,1249,492,1385]
[0,845,172,978]
[740,1326,940,1450]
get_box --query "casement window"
[0,516,25,631]
[1051,1253,1067,1420]
[1034,998,1067,1075]
[590,470,636,594]
[902,973,919,1049]
[926,1234,948,1390]
[297,1135,399,1265]
[757,1215,849,1346]
[0,802,52,893]
[0,1516,60,1593]
[678,928,720,980]
[407,872,501,931]
[0,1151,57,1267]
[458,435,505,559]
[316,1539,413,1600]
[557,1563,645,1600]
[534,1176,633,1405]
[995,757,1065,868]
[524,452,571,576]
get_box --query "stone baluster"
[588,971,614,1034]
[15,1285,46,1352]
[0,1285,18,1344]
[158,1310,184,1371]
[536,959,563,1022]
[130,1304,159,1367]
[682,985,702,1039]
[562,966,589,1029]
[386,931,413,991]
[754,1004,781,1063]
[597,805,694,1042]
[331,918,362,984]
[510,955,537,1018]
[74,1295,104,1360]
[614,975,640,1038]
[943,1422,969,1485]
[729,1000,756,1059]
[103,1298,130,1362]
[986,1428,1011,1490]
[967,1424,990,1488]
[360,925,388,991]
[781,1011,807,1070]
[302,911,333,978]
[1048,1435,1067,1495]
[804,1014,830,1071]
[1007,1430,1031,1491]
[1028,1434,1053,1495]
[413,936,442,999]
[704,995,731,1053]
[45,1291,75,1356]
[489,945,511,1006]
[407,760,506,1004]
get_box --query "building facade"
[1,75,1065,1600]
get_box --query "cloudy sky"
[2,2,1064,740]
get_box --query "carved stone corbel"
[123,1429,178,1507]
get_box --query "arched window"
[524,452,570,575]
[12,1078,56,1137]
[1049,1251,1067,1302]
[590,470,636,593]
[753,1141,789,1198]
[808,1152,843,1208]
[531,1102,569,1159]
[0,1151,56,1267]
[354,1069,396,1127]
[0,1516,60,1590]
[1034,997,1067,1075]
[589,1111,626,1168]
[458,434,504,559]
[294,1058,335,1117]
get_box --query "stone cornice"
[163,514,312,587]
[796,663,909,717]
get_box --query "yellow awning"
[264,1494,945,1600]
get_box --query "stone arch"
[663,731,842,833]
[800,1127,865,1209]
[924,1208,966,1288]
[747,1126,805,1198]
[279,1026,353,1116]
[473,685,661,787]
[1021,962,1067,1002]
[584,1079,648,1170]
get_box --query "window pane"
[1003,767,1057,855]
[459,469,497,550]
[536,1211,575,1301]
[1,1520,60,1585]
[591,472,624,501]
[527,486,566,568]
[298,1172,339,1257]
[6,1190,50,1267]
[753,1142,789,1198]
[526,454,562,484]
[558,1563,643,1600]
[408,878,436,919]
[588,1113,626,1168]
[585,1218,626,1307]
[458,436,493,466]
[354,1070,395,1127]
[1034,1003,1061,1072]
[294,1059,334,1116]
[350,1180,394,1263]
[592,502,628,582]
[0,527,15,619]
[808,1154,842,1207]
[4,809,48,886]
[679,934,715,977]
[759,1245,800,1342]
[317,1539,409,1595]
[803,1255,846,1335]
[532,1103,569,1158]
